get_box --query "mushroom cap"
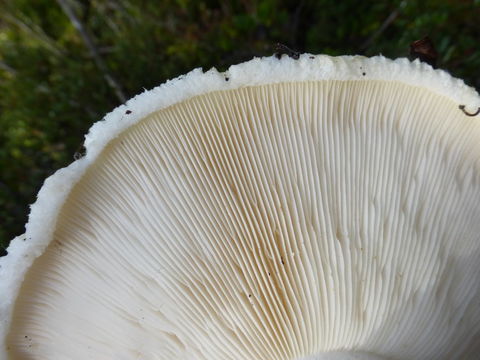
[1,54,480,360]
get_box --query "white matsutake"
[1,54,480,360]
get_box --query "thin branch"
[289,0,305,48]
[1,13,64,56]
[56,0,127,103]
[360,0,407,52]
[0,60,16,75]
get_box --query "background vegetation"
[1,0,479,254]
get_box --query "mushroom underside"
[6,80,480,360]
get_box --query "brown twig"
[459,105,480,117]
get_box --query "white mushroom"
[1,54,480,360]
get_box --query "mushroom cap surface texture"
[1,55,480,360]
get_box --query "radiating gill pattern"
[8,80,480,360]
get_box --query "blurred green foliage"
[1,0,479,252]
